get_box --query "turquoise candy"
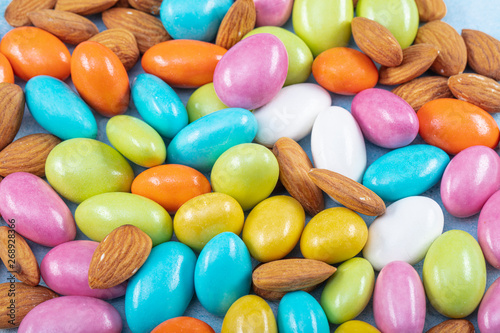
[194,232,252,316]
[25,75,97,140]
[363,144,450,202]
[167,108,258,172]
[160,0,232,41]
[125,241,196,333]
[278,291,330,333]
[132,73,188,140]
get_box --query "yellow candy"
[221,295,277,333]
[300,207,368,264]
[242,196,305,262]
[334,320,381,333]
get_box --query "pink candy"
[254,0,293,27]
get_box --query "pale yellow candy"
[335,320,381,333]
[221,295,277,333]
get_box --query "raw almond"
[351,17,403,67]
[448,73,500,113]
[462,29,500,81]
[0,282,58,328]
[414,0,447,22]
[4,0,56,27]
[426,319,475,333]
[272,137,324,216]
[0,83,25,152]
[379,44,438,85]
[392,76,453,111]
[28,9,99,45]
[0,133,61,178]
[115,0,131,7]
[0,227,40,287]
[128,0,161,15]
[88,225,152,289]
[216,0,256,49]
[308,168,386,216]
[89,28,140,71]
[252,258,336,292]
[102,7,171,53]
[415,21,467,77]
[55,0,118,15]
[252,281,317,301]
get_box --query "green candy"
[357,0,419,49]
[75,192,172,246]
[320,258,375,324]
[106,115,166,168]
[186,83,228,123]
[45,138,134,203]
[423,230,486,318]
[292,0,353,57]
[244,27,313,86]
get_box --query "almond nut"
[392,76,453,111]
[462,29,500,81]
[128,0,161,15]
[448,73,500,113]
[4,0,56,27]
[414,0,447,22]
[216,0,256,50]
[0,83,25,152]
[252,281,317,301]
[89,28,140,71]
[55,0,118,15]
[426,319,475,333]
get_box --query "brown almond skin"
[55,0,118,15]
[252,282,317,301]
[426,319,475,333]
[351,17,403,67]
[28,9,99,45]
[128,0,161,15]
[216,0,256,50]
[0,282,58,328]
[0,83,25,152]
[4,0,56,27]
[379,44,439,85]
[309,168,386,216]
[0,134,61,178]
[0,227,40,287]
[273,137,324,216]
[88,225,152,289]
[462,29,500,81]
[415,0,447,22]
[89,28,140,71]
[115,0,131,7]
[392,76,453,111]
[448,73,500,113]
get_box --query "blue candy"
[278,291,330,333]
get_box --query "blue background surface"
[0,0,500,331]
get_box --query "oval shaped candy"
[75,192,172,246]
[254,0,293,27]
[126,241,196,333]
[132,73,189,140]
[441,145,500,218]
[40,240,126,299]
[363,196,444,271]
[0,26,70,81]
[351,88,418,148]
[423,230,486,318]
[142,40,227,88]
[320,258,375,324]
[0,172,76,247]
[418,98,500,155]
[363,144,450,202]
[253,83,331,147]
[167,108,257,172]
[186,82,228,122]
[45,138,134,203]
[335,321,381,333]
[18,296,122,333]
[221,295,278,333]
[25,76,97,140]
[373,261,426,333]
[311,106,366,183]
[152,317,215,333]
[195,232,252,316]
[278,291,329,333]
[478,277,500,333]
[0,53,14,84]
[478,190,500,268]
[213,33,288,110]
[71,41,130,117]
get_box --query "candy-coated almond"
[152,317,215,333]
[479,190,500,268]
[0,54,14,84]
[221,295,277,333]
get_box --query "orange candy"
[0,53,14,84]
[131,164,212,214]
[151,317,215,333]
[312,47,378,95]
[418,98,500,155]
[71,41,130,117]
[0,27,70,81]
[142,40,227,88]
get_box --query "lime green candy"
[75,192,172,246]
[423,230,486,318]
[357,0,419,49]
[321,258,375,324]
[292,0,353,57]
[106,115,166,167]
[45,138,134,203]
[186,83,228,122]
[244,27,313,86]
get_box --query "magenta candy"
[18,296,122,333]
[441,145,500,218]
[213,33,288,110]
[254,0,293,27]
[478,277,500,332]
[351,88,418,149]
[478,190,500,268]
[40,240,127,299]
[373,261,426,333]
[0,172,76,247]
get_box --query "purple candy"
[478,277,500,332]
